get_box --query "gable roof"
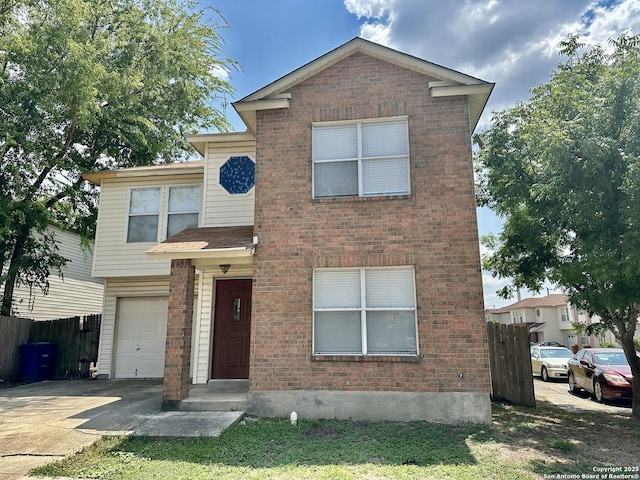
[492,294,568,314]
[232,37,494,134]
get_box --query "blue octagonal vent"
[220,156,255,194]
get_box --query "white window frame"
[511,309,524,324]
[560,306,570,323]
[312,266,418,356]
[167,185,201,238]
[127,187,161,243]
[312,116,410,199]
[126,184,201,243]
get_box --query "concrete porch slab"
[133,410,244,437]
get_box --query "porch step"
[180,381,248,412]
[206,379,249,392]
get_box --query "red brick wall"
[163,259,195,406]
[251,52,490,394]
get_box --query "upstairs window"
[511,310,524,324]
[127,188,160,242]
[167,186,200,238]
[313,267,418,356]
[312,117,409,198]
[127,185,200,243]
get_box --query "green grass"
[32,402,639,480]
[545,438,576,453]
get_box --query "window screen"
[313,267,417,355]
[313,118,409,198]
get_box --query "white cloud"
[342,0,637,309]
[210,64,230,82]
[582,0,640,47]
[359,21,392,45]
[344,0,639,119]
[343,0,392,20]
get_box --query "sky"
[202,0,640,309]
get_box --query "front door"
[211,279,252,379]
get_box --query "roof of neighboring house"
[146,226,255,261]
[491,294,568,314]
[83,161,204,185]
[232,36,494,134]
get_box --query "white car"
[530,346,574,381]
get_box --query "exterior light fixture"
[220,264,230,274]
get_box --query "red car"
[567,348,633,403]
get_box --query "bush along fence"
[0,314,101,383]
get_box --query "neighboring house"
[485,294,619,348]
[573,311,633,348]
[1,225,104,321]
[84,38,494,423]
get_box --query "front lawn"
[32,402,640,480]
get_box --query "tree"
[0,0,236,315]
[476,34,640,418]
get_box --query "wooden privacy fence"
[0,315,33,383]
[487,322,536,407]
[0,314,101,382]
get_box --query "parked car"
[531,341,565,347]
[567,348,633,402]
[530,346,573,381]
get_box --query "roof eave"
[146,246,254,261]
[82,163,204,186]
[232,95,292,134]
[185,131,256,157]
[430,82,495,132]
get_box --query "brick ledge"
[313,194,412,203]
[311,354,421,363]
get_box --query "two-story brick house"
[84,38,494,423]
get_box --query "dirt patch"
[488,401,640,470]
[305,424,343,440]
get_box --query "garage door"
[114,296,168,378]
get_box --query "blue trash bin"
[19,342,57,383]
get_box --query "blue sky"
[202,0,639,308]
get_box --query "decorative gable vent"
[220,156,255,194]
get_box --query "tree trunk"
[617,320,640,420]
[632,375,640,421]
[0,225,29,316]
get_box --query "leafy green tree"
[476,34,640,418]
[0,0,236,315]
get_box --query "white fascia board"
[232,94,291,112]
[232,95,291,133]
[185,132,256,156]
[430,83,494,97]
[146,246,253,261]
[185,131,256,144]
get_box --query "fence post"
[0,315,33,382]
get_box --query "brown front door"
[212,279,252,379]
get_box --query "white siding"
[8,225,104,321]
[203,142,255,227]
[92,174,203,278]
[193,272,214,384]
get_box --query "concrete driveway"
[0,379,243,480]
[533,377,632,415]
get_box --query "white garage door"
[114,296,168,378]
